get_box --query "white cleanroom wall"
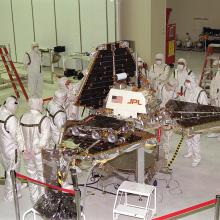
[0,0,116,63]
[11,0,34,62]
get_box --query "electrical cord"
[78,176,102,187]
[152,175,182,204]
[77,169,118,196]
[78,169,150,197]
[155,176,182,194]
[80,185,117,196]
[80,184,156,198]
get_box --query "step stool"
[22,208,40,220]
[113,181,156,220]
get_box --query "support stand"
[10,170,20,220]
[215,195,220,220]
[70,168,82,220]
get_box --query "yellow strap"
[167,135,184,169]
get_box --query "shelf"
[118,181,155,197]
[114,204,150,219]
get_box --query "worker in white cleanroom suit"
[17,98,51,204]
[159,79,178,163]
[47,90,67,147]
[185,33,193,48]
[210,60,220,107]
[136,57,149,89]
[138,57,148,77]
[148,53,170,94]
[173,58,193,101]
[57,77,81,120]
[208,60,220,139]
[183,73,208,167]
[23,42,42,98]
[0,96,21,201]
[158,79,179,108]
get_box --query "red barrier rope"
[16,172,75,195]
[153,199,216,220]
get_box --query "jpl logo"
[127,99,142,105]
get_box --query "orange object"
[0,46,28,101]
[166,8,176,65]
[157,127,161,143]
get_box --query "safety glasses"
[177,62,185,65]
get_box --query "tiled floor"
[0,50,219,220]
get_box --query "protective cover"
[34,190,78,220]
[42,149,71,185]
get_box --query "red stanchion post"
[10,170,20,220]
[157,127,161,143]
[156,127,162,161]
[70,168,81,220]
[215,195,220,220]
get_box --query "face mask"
[156,60,162,65]
[4,97,18,114]
[7,103,18,114]
[34,47,39,52]
[177,64,184,71]
[184,81,191,89]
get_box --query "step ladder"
[199,44,220,96]
[113,181,156,220]
[0,45,28,101]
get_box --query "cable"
[78,168,142,197]
[82,162,100,209]
[78,176,102,187]
[168,178,182,195]
[80,185,117,196]
[152,135,184,199]
[71,171,117,195]
[154,175,182,201]
[81,185,155,198]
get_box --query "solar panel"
[76,41,136,109]
[165,99,220,128]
